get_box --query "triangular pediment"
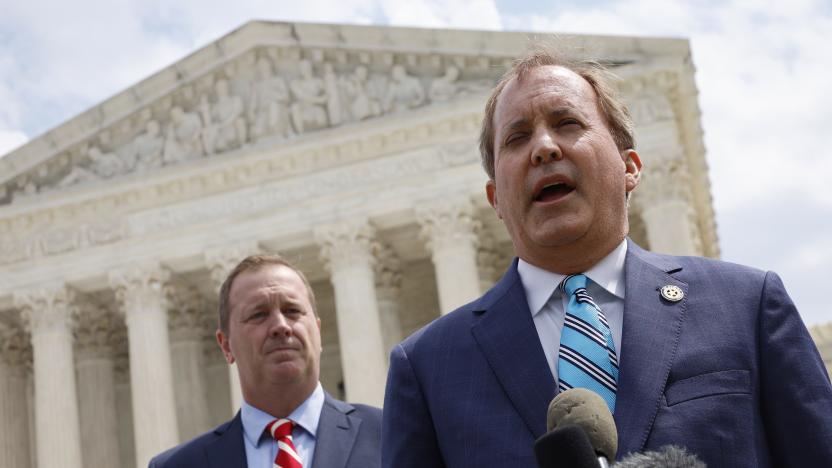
[0,21,690,205]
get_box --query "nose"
[268,311,292,338]
[530,130,562,166]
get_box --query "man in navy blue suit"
[150,255,381,468]
[382,50,832,467]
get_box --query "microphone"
[613,446,706,468]
[535,388,618,468]
[548,388,618,465]
[534,424,601,468]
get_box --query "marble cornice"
[0,104,480,248]
[0,109,482,266]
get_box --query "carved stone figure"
[323,63,344,126]
[131,120,165,171]
[58,146,126,187]
[200,79,248,155]
[226,52,257,100]
[163,107,204,164]
[290,60,329,133]
[383,65,426,112]
[248,57,294,142]
[429,66,460,102]
[341,65,382,121]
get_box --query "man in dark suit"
[151,255,381,468]
[382,51,832,467]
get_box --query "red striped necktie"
[266,418,303,468]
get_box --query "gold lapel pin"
[660,285,684,302]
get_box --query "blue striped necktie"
[557,274,619,413]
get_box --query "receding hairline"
[493,65,602,133]
[227,263,315,314]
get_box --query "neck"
[522,233,626,275]
[244,380,317,418]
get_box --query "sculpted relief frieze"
[2,47,496,205]
[0,110,479,266]
[0,132,479,266]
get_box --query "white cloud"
[378,0,501,29]
[0,0,384,141]
[0,129,28,157]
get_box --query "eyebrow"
[548,107,581,119]
[501,106,583,134]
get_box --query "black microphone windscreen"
[534,424,600,468]
[548,388,618,461]
[613,445,706,468]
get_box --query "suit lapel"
[471,259,557,439]
[614,240,688,457]
[204,412,248,468]
[311,393,360,468]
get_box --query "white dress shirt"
[517,240,627,385]
[240,382,325,468]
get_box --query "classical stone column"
[15,285,83,468]
[167,285,211,440]
[113,349,136,468]
[206,242,259,415]
[625,81,701,256]
[476,231,505,292]
[109,265,178,468]
[631,149,701,257]
[74,303,121,468]
[315,220,387,406]
[0,321,32,468]
[374,242,403,359]
[417,198,482,314]
[810,323,832,378]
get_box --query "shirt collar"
[517,239,627,317]
[240,382,325,447]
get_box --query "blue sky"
[1,0,830,326]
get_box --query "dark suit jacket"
[382,239,832,467]
[150,392,381,468]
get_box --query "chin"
[530,223,589,248]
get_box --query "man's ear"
[623,149,642,193]
[216,329,235,364]
[486,179,502,219]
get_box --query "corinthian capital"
[416,197,480,254]
[373,242,402,294]
[631,155,694,207]
[74,302,117,359]
[0,320,32,368]
[108,264,170,316]
[14,284,77,335]
[166,284,208,340]
[315,219,377,273]
[205,241,261,291]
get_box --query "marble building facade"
[2,20,821,468]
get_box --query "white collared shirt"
[240,382,325,468]
[517,240,627,384]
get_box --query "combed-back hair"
[479,47,635,180]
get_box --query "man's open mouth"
[534,181,575,202]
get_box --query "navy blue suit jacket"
[150,392,381,468]
[382,239,832,467]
